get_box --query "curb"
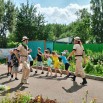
[85,74,103,81]
[33,66,103,81]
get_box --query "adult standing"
[68,37,87,85]
[17,36,30,84]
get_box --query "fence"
[28,41,103,58]
[53,42,103,53]
[28,40,53,58]
[0,41,102,59]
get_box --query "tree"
[4,0,17,33]
[0,0,16,47]
[0,0,7,47]
[91,0,103,43]
[15,0,45,42]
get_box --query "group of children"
[6,47,71,81]
[7,48,20,80]
[7,48,33,80]
[35,47,71,78]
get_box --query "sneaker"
[15,78,19,80]
[35,71,37,74]
[9,73,11,75]
[60,72,62,77]
[30,70,33,72]
[41,71,44,74]
[11,74,13,78]
[30,68,33,72]
[46,73,48,77]
[7,73,9,76]
[65,73,71,78]
[50,74,52,77]
[54,74,57,77]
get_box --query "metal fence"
[28,40,103,58]
[53,42,103,52]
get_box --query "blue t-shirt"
[60,56,69,64]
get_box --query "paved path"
[0,64,103,103]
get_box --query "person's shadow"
[62,81,84,93]
[0,73,7,77]
[1,79,15,85]
[0,73,8,79]
[0,83,28,96]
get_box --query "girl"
[51,51,62,77]
[44,50,53,76]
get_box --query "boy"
[35,47,44,74]
[11,48,20,80]
[7,50,13,76]
[27,49,33,72]
[60,52,71,78]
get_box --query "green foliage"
[15,0,45,42]
[7,41,19,48]
[84,50,103,76]
[0,91,31,103]
[90,0,103,43]
[0,59,6,64]
[0,0,17,48]
[0,97,12,103]
[0,91,97,103]
[0,86,5,91]
[85,62,94,73]
[86,50,103,65]
[4,0,17,33]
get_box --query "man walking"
[68,37,87,85]
[17,36,30,84]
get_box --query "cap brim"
[22,39,29,41]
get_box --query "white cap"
[74,37,81,41]
[61,52,66,55]
[22,36,29,41]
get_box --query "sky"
[12,0,90,24]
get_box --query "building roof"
[56,37,73,43]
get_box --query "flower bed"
[0,91,97,103]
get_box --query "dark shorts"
[65,63,70,70]
[30,61,33,66]
[7,62,12,67]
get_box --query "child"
[35,47,44,74]
[11,48,20,80]
[6,50,13,76]
[60,52,71,78]
[27,49,33,72]
[51,51,62,77]
[44,50,53,76]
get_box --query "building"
[56,37,73,43]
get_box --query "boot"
[80,78,87,85]
[72,75,76,81]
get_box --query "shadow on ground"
[62,81,86,93]
[0,83,28,96]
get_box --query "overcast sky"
[12,0,90,24]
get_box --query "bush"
[7,41,19,48]
[0,59,6,64]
